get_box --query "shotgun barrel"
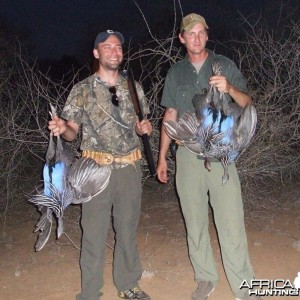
[127,69,156,177]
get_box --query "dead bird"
[29,104,111,251]
[164,61,257,184]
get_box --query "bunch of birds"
[164,61,257,185]
[29,104,112,251]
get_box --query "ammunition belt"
[82,148,142,166]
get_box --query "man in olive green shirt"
[157,14,260,300]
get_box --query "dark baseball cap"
[94,30,124,48]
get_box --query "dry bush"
[0,50,82,218]
[231,19,300,197]
[0,10,299,218]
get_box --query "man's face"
[93,35,123,71]
[179,23,208,56]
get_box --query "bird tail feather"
[33,206,53,251]
[29,185,67,218]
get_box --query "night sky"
[0,0,294,63]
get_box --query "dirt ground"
[1,178,299,300]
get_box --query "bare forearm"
[157,107,177,183]
[159,128,172,162]
[158,107,177,162]
[228,84,252,107]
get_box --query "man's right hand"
[157,158,169,183]
[48,115,67,136]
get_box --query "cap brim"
[182,21,209,32]
[94,31,124,48]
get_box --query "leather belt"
[82,148,142,166]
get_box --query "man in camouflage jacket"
[49,30,152,300]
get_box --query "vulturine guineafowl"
[163,61,257,184]
[29,104,112,251]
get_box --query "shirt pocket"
[175,85,196,112]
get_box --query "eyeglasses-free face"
[108,86,119,107]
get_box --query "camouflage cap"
[180,13,209,32]
[94,30,124,48]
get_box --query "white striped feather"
[68,158,112,204]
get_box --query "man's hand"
[135,119,152,136]
[48,116,67,136]
[209,75,252,107]
[209,75,231,94]
[48,117,79,141]
[157,158,169,183]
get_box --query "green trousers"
[76,163,143,300]
[176,147,254,298]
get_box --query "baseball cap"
[94,30,124,48]
[180,13,209,32]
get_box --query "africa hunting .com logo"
[240,273,300,297]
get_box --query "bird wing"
[164,113,208,155]
[234,105,257,149]
[33,206,53,251]
[225,101,243,119]
[163,113,198,142]
[68,158,112,204]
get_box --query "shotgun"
[126,69,156,177]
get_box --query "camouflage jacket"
[61,73,149,155]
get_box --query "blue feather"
[43,161,66,196]
[218,115,234,144]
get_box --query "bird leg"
[33,206,53,251]
[219,156,229,185]
[57,217,64,239]
[204,157,211,171]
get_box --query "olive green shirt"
[161,49,248,116]
[61,73,149,155]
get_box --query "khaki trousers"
[176,147,254,298]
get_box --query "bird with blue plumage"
[29,104,112,251]
[164,61,257,184]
